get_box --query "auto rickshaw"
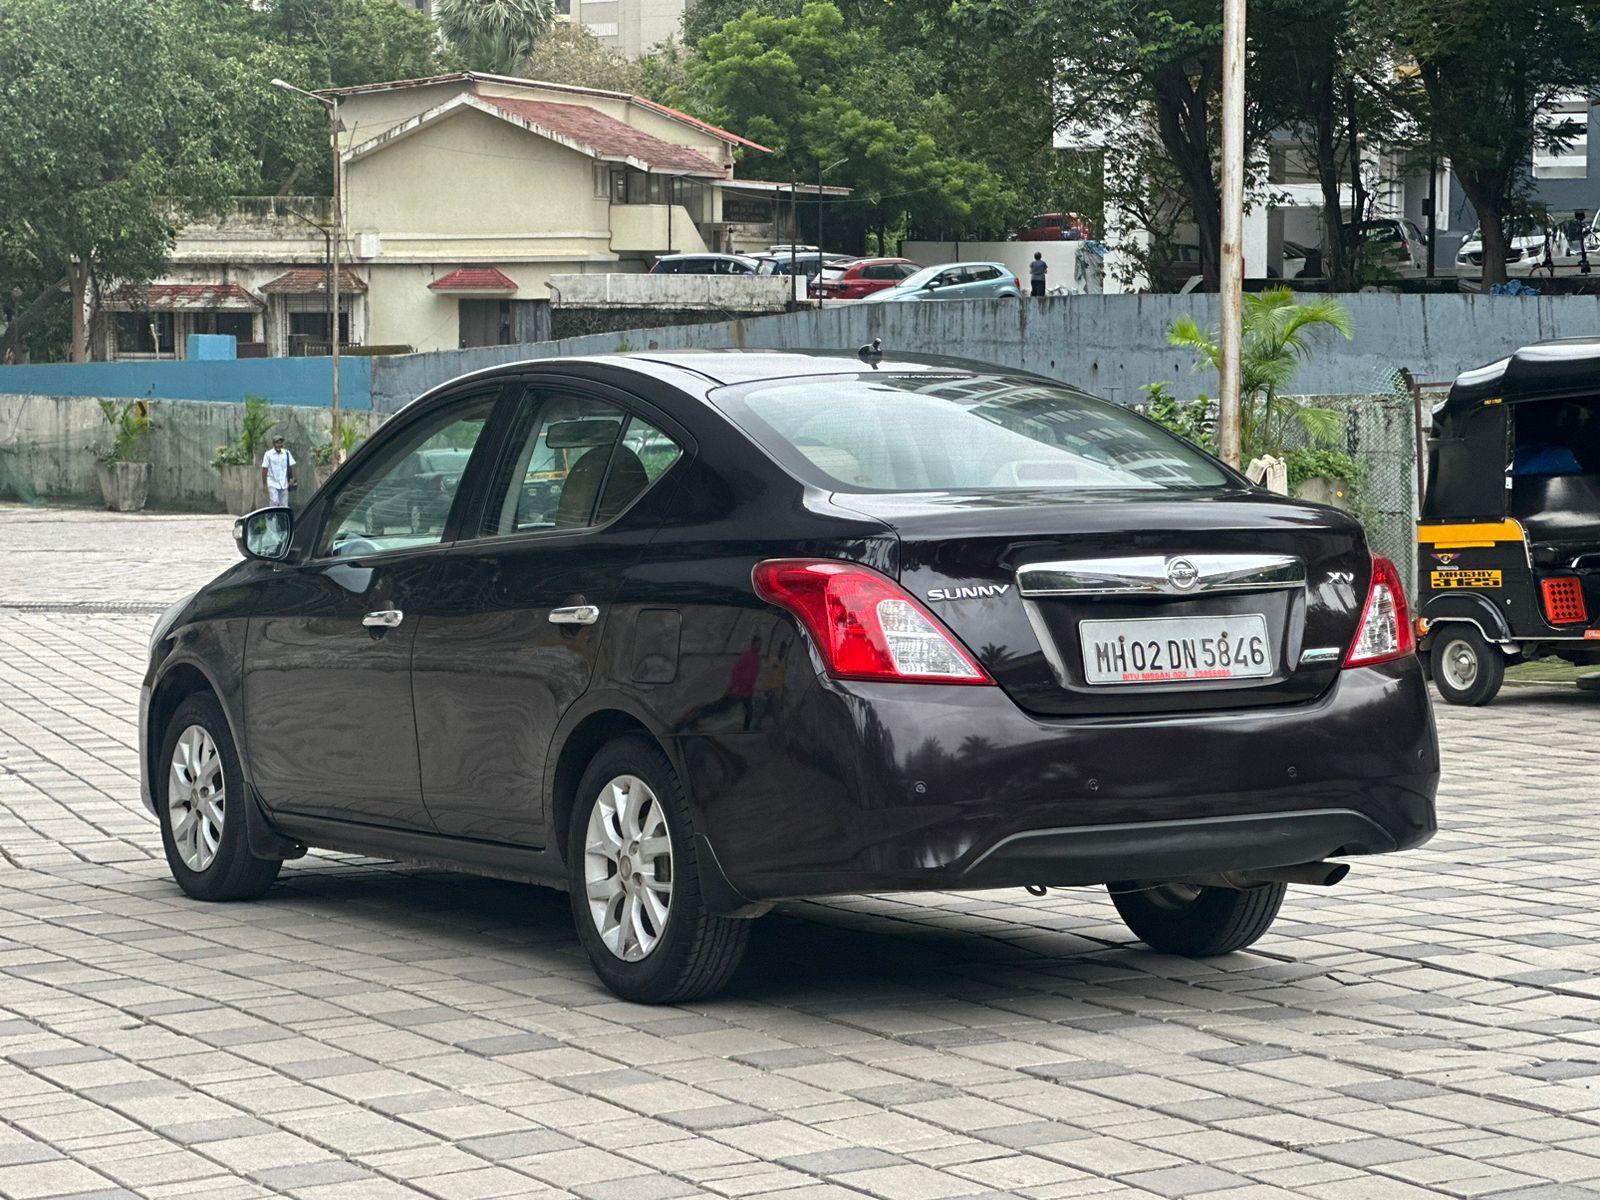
[1417,338,1600,705]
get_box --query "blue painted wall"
[0,355,373,409]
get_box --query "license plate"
[1079,614,1273,685]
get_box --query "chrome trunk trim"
[1016,554,1306,597]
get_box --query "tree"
[1250,0,1415,288]
[672,2,1015,248]
[0,0,443,362]
[1166,289,1352,462]
[1393,0,1600,285]
[435,0,556,74]
[521,24,646,93]
[961,0,1236,286]
[0,0,242,361]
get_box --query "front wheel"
[567,736,751,1003]
[1430,625,1505,706]
[1111,881,1285,956]
[158,693,281,901]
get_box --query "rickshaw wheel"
[1430,625,1505,706]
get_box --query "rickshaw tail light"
[1541,576,1588,625]
[1344,554,1415,668]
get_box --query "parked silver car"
[862,261,1023,302]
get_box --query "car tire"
[157,693,282,901]
[567,736,751,1003]
[1110,880,1285,956]
[1430,625,1504,706]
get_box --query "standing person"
[1029,251,1048,297]
[261,436,296,507]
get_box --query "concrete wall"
[367,291,1600,411]
[0,395,381,510]
[9,291,1600,417]
[0,356,373,409]
[546,273,791,308]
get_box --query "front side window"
[318,396,495,558]
[484,391,682,536]
[711,373,1230,493]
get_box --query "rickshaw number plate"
[1431,569,1502,589]
[1080,614,1272,685]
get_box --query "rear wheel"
[158,693,281,901]
[1431,625,1504,706]
[1111,880,1285,956]
[567,736,751,1003]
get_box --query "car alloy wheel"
[583,774,674,961]
[168,724,225,872]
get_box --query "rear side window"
[483,390,681,535]
[711,373,1229,493]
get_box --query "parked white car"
[1455,225,1559,275]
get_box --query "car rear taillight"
[1344,554,1415,668]
[752,559,992,685]
[1541,576,1587,625]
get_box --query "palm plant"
[435,0,555,74]
[1167,288,1354,463]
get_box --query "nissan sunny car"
[141,351,1439,1002]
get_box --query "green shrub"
[95,400,153,465]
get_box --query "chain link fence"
[1284,378,1423,587]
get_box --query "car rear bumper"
[680,658,1438,902]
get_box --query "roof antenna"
[858,337,883,366]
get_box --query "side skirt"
[268,811,567,890]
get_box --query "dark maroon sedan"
[141,351,1438,1002]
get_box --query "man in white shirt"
[261,436,296,507]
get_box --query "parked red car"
[813,257,920,300]
[1016,213,1095,242]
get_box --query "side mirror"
[235,506,293,561]
[922,279,941,290]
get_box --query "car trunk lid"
[833,487,1372,716]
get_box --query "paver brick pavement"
[4,505,1600,1198]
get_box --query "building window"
[113,312,175,356]
[1534,91,1590,179]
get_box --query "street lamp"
[816,157,848,309]
[273,78,344,458]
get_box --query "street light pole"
[816,157,847,310]
[1216,0,1247,470]
[274,78,343,460]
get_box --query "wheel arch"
[1419,592,1515,646]
[147,659,239,785]
[547,701,673,865]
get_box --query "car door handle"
[548,605,600,626]
[362,609,404,628]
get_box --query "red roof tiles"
[429,267,518,293]
[260,266,368,295]
[475,96,725,176]
[107,283,263,312]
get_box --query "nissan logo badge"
[1165,557,1201,590]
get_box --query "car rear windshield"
[711,372,1230,493]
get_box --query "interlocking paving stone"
[6,503,1600,1199]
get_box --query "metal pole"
[1425,147,1437,280]
[329,96,343,462]
[816,159,824,310]
[789,182,798,307]
[1216,0,1246,470]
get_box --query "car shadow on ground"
[265,864,1142,1004]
